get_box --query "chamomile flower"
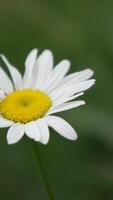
[0,49,95,145]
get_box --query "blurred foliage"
[0,0,113,199]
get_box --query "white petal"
[7,123,25,144]
[36,119,50,144]
[45,116,77,140]
[0,89,6,100]
[23,49,38,88]
[32,50,53,89]
[0,54,23,89]
[0,67,13,93]
[47,100,85,115]
[64,79,96,95]
[0,89,5,96]
[25,121,40,141]
[50,79,96,101]
[0,116,13,127]
[53,92,84,106]
[62,68,94,84]
[25,49,38,69]
[43,60,70,92]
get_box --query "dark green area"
[0,0,113,199]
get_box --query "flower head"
[0,49,95,144]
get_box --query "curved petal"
[43,60,70,92]
[25,121,40,141]
[47,100,85,115]
[25,49,38,69]
[0,54,23,89]
[50,79,96,101]
[62,68,94,84]
[0,67,13,93]
[7,123,25,144]
[23,49,38,88]
[0,116,13,127]
[44,116,77,140]
[36,119,50,144]
[53,92,84,106]
[32,50,53,89]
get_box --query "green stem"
[31,141,54,200]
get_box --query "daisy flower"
[0,49,95,145]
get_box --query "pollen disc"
[0,89,52,123]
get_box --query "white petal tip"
[63,59,71,65]
[0,54,6,61]
[86,68,94,74]
[92,79,96,83]
[39,136,50,145]
[81,92,84,95]
[31,48,38,55]
[28,48,38,53]
[7,138,15,145]
[29,49,38,57]
[68,133,78,141]
[87,79,96,88]
[90,79,96,87]
[33,137,49,144]
[73,134,78,140]
[40,141,49,145]
[82,101,85,105]
[32,48,38,52]
[42,49,53,55]
[60,60,71,70]
[35,136,49,145]
[7,134,21,145]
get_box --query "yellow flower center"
[0,89,52,123]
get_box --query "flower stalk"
[31,141,54,200]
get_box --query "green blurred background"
[0,0,113,199]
